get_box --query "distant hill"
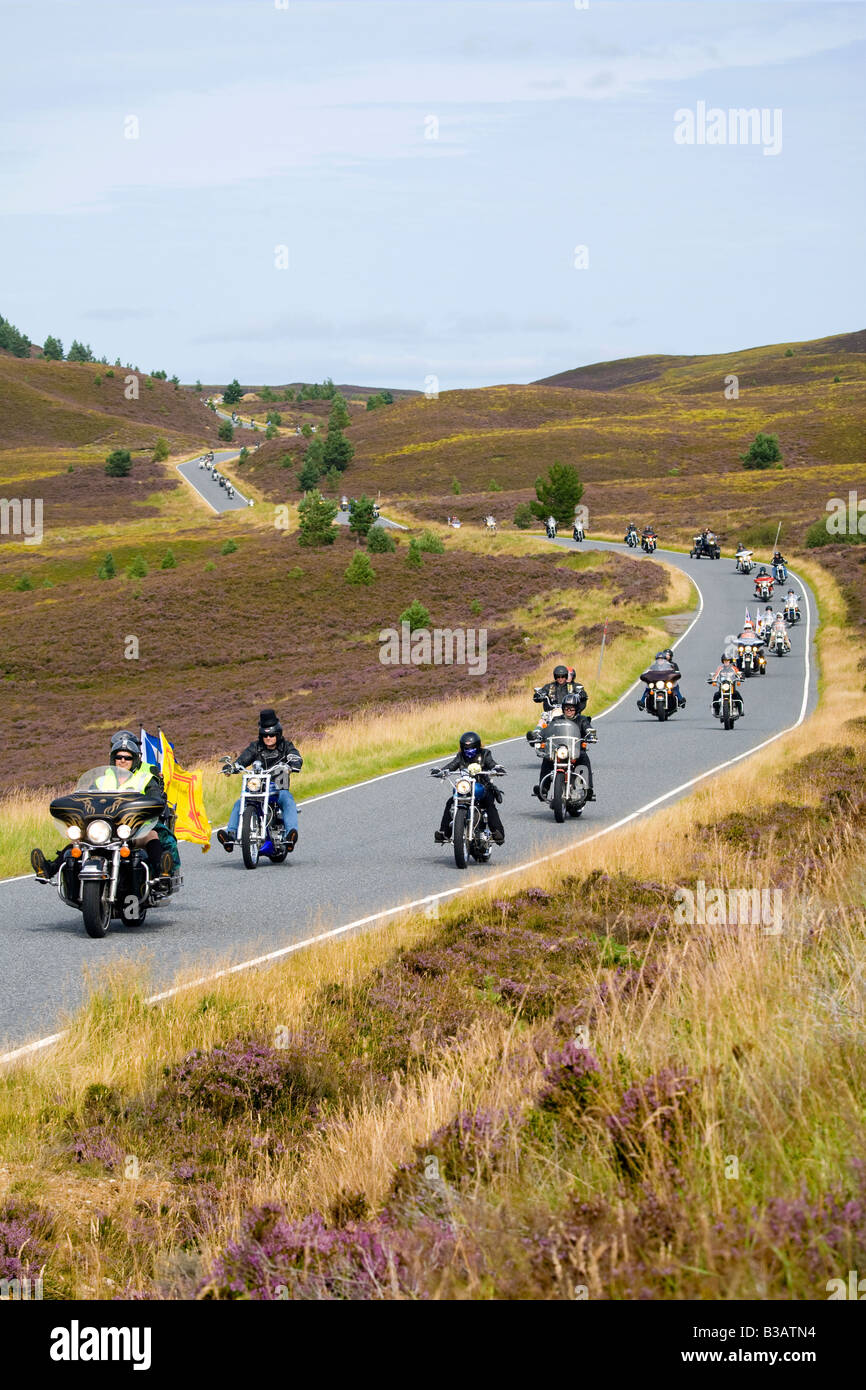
[0,355,219,452]
[195,382,421,402]
[534,329,866,393]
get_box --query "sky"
[1,0,864,389]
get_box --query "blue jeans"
[773,563,786,581]
[228,790,297,836]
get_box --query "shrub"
[834,375,841,383]
[470,598,481,615]
[104,448,132,477]
[344,551,375,585]
[348,495,377,542]
[416,529,444,554]
[13,574,33,591]
[399,598,430,631]
[740,432,782,470]
[161,549,177,569]
[297,457,320,491]
[298,490,337,547]
[513,503,534,529]
[204,560,216,572]
[784,347,794,357]
[221,539,238,555]
[451,477,461,495]
[805,516,866,549]
[127,554,148,579]
[223,379,243,405]
[152,436,170,462]
[405,539,423,569]
[287,566,303,579]
[322,428,353,472]
[301,424,313,439]
[239,446,250,463]
[607,1067,696,1175]
[266,411,282,426]
[218,420,234,443]
[537,1044,600,1114]
[265,423,278,440]
[328,394,350,430]
[488,478,502,492]
[105,368,114,378]
[93,374,102,385]
[97,552,116,580]
[367,526,396,553]
[531,461,584,526]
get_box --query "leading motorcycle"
[538,723,597,821]
[47,768,182,937]
[707,673,743,732]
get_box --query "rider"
[636,649,686,710]
[532,691,596,803]
[709,651,745,716]
[770,614,792,652]
[772,549,787,580]
[432,732,505,845]
[546,514,557,537]
[527,665,587,742]
[30,731,177,884]
[217,709,302,852]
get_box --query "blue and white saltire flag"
[140,728,163,769]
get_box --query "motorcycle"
[735,549,754,574]
[753,576,775,602]
[642,678,679,721]
[546,519,557,540]
[784,594,801,624]
[47,767,182,938]
[485,516,497,534]
[431,764,505,870]
[227,484,235,499]
[572,520,585,543]
[538,724,597,821]
[221,756,299,869]
[340,497,349,512]
[768,624,789,657]
[773,562,788,583]
[707,674,743,732]
[690,533,721,560]
[625,526,639,548]
[735,641,766,677]
[641,530,658,553]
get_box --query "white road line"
[0,569,812,1069]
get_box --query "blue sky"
[1,0,864,388]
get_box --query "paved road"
[176,452,251,514]
[0,541,817,1054]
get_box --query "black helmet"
[258,708,282,739]
[561,693,579,714]
[109,729,141,770]
[459,731,481,761]
[553,664,569,681]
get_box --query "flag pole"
[596,620,608,684]
[774,521,782,549]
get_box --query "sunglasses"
[115,753,134,762]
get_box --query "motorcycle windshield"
[51,769,162,838]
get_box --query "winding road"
[0,541,818,1059]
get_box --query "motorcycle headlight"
[86,819,111,844]
[117,824,132,840]
[246,777,262,792]
[456,778,472,794]
[655,681,664,689]
[665,682,673,690]
[66,824,81,840]
[555,746,569,760]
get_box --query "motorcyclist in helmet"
[432,732,505,845]
[708,650,745,716]
[772,549,787,581]
[533,692,596,803]
[217,709,302,852]
[30,731,177,883]
[527,665,587,743]
[636,648,686,710]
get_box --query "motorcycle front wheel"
[241,805,261,869]
[453,806,471,869]
[82,880,112,938]
[552,771,566,823]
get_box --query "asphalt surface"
[0,540,817,1054]
[176,452,251,513]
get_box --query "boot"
[31,848,61,882]
[217,828,235,852]
[286,829,298,853]
[491,828,505,845]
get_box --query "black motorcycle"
[641,678,679,721]
[431,764,505,870]
[690,532,721,560]
[625,526,639,548]
[47,767,181,937]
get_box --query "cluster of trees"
[365,390,394,411]
[0,314,32,357]
[296,392,355,491]
[296,378,337,400]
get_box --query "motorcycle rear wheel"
[82,880,111,938]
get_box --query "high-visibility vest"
[96,765,154,794]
